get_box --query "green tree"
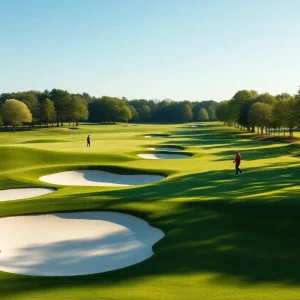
[128,105,139,122]
[228,90,258,125]
[137,105,152,121]
[118,106,132,123]
[281,97,298,138]
[181,103,193,123]
[248,102,273,134]
[275,93,292,101]
[49,89,71,127]
[1,99,32,132]
[295,88,300,128]
[198,108,209,122]
[67,96,89,126]
[216,101,230,125]
[0,114,3,127]
[21,93,40,125]
[238,98,258,132]
[207,105,216,121]
[255,93,277,106]
[40,98,56,127]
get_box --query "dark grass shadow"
[65,162,300,204]
[2,179,300,297]
[2,124,300,297]
[216,142,300,161]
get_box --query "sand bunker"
[39,170,165,186]
[138,153,189,159]
[147,147,182,152]
[0,211,164,276]
[145,134,169,138]
[0,188,55,202]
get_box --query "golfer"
[233,150,243,176]
[87,135,91,147]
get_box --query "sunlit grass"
[1,122,300,300]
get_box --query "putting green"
[1,122,300,300]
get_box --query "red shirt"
[235,153,241,164]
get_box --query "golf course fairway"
[1,122,300,300]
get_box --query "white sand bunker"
[184,125,198,128]
[138,153,189,159]
[145,134,169,138]
[147,147,182,152]
[0,188,55,202]
[40,170,164,186]
[0,211,164,276]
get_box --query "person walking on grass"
[233,150,243,176]
[87,135,91,147]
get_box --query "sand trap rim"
[37,164,169,179]
[0,211,165,276]
[144,133,170,138]
[0,187,57,202]
[138,150,194,157]
[0,208,165,253]
[144,144,185,151]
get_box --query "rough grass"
[1,122,300,300]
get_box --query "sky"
[0,0,300,102]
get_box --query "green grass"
[1,122,300,300]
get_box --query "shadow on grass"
[214,144,297,161]
[1,163,300,297]
[1,124,300,297]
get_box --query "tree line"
[0,89,218,131]
[216,89,300,138]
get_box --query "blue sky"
[0,0,299,101]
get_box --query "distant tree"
[248,102,272,134]
[275,93,292,101]
[88,96,131,123]
[255,93,277,106]
[228,90,258,125]
[0,114,3,127]
[81,92,95,103]
[118,106,132,123]
[40,98,56,127]
[181,103,193,123]
[238,98,258,131]
[280,97,298,138]
[295,88,300,127]
[216,101,230,125]
[21,93,40,125]
[49,89,71,126]
[128,105,139,122]
[198,108,209,122]
[137,105,152,122]
[272,99,288,135]
[207,105,216,121]
[67,96,89,126]
[1,99,32,132]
